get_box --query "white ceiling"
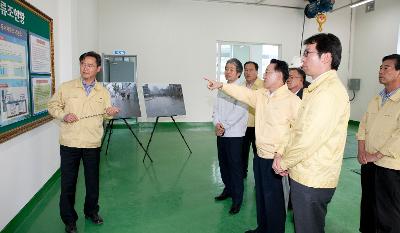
[192,0,353,10]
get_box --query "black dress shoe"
[229,204,241,214]
[65,223,77,233]
[85,213,104,225]
[214,192,230,201]
[244,229,258,233]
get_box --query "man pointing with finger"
[206,59,301,233]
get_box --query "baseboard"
[1,169,61,233]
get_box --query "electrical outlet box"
[366,1,375,13]
[348,79,361,91]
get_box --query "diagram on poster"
[142,84,186,117]
[0,81,29,125]
[104,82,141,118]
[0,20,30,126]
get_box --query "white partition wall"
[0,0,99,230]
[97,0,306,122]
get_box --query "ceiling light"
[350,0,374,8]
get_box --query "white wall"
[350,0,400,121]
[0,0,99,230]
[98,0,306,122]
[302,7,353,89]
[2,0,397,229]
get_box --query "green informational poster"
[0,0,54,143]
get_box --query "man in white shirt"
[213,58,248,215]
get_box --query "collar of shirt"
[311,70,332,83]
[379,87,400,105]
[293,87,301,95]
[82,80,96,96]
[307,70,337,93]
[266,84,289,97]
[245,79,257,88]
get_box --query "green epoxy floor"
[9,123,361,233]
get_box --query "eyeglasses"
[302,50,319,57]
[287,75,301,80]
[80,62,97,69]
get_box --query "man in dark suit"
[287,68,310,99]
[284,67,310,211]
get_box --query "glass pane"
[397,24,400,54]
[221,45,232,57]
[219,57,230,82]
[216,42,280,83]
[262,45,279,59]
[261,45,279,75]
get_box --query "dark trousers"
[242,127,257,177]
[290,178,335,233]
[60,145,101,225]
[360,163,377,233]
[253,156,286,233]
[217,136,244,206]
[375,166,400,233]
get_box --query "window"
[397,24,400,54]
[216,41,280,82]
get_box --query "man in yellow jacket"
[357,54,400,233]
[242,61,264,178]
[206,59,301,233]
[273,33,350,233]
[48,51,119,233]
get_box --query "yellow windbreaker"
[280,70,350,188]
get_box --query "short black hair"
[226,58,243,76]
[304,33,342,70]
[270,59,289,83]
[382,54,400,70]
[79,51,101,67]
[289,67,307,83]
[244,61,259,71]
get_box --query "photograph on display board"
[142,84,186,117]
[104,82,141,118]
[0,19,30,126]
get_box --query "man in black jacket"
[287,68,310,99]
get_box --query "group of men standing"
[209,33,400,233]
[47,33,399,233]
[208,33,350,233]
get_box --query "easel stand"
[144,116,192,162]
[101,118,153,162]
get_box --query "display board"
[142,84,186,117]
[0,0,54,143]
[104,82,141,118]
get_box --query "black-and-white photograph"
[104,82,141,118]
[142,84,186,117]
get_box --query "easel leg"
[144,117,159,162]
[122,119,153,163]
[105,119,115,155]
[101,120,112,150]
[171,116,192,154]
